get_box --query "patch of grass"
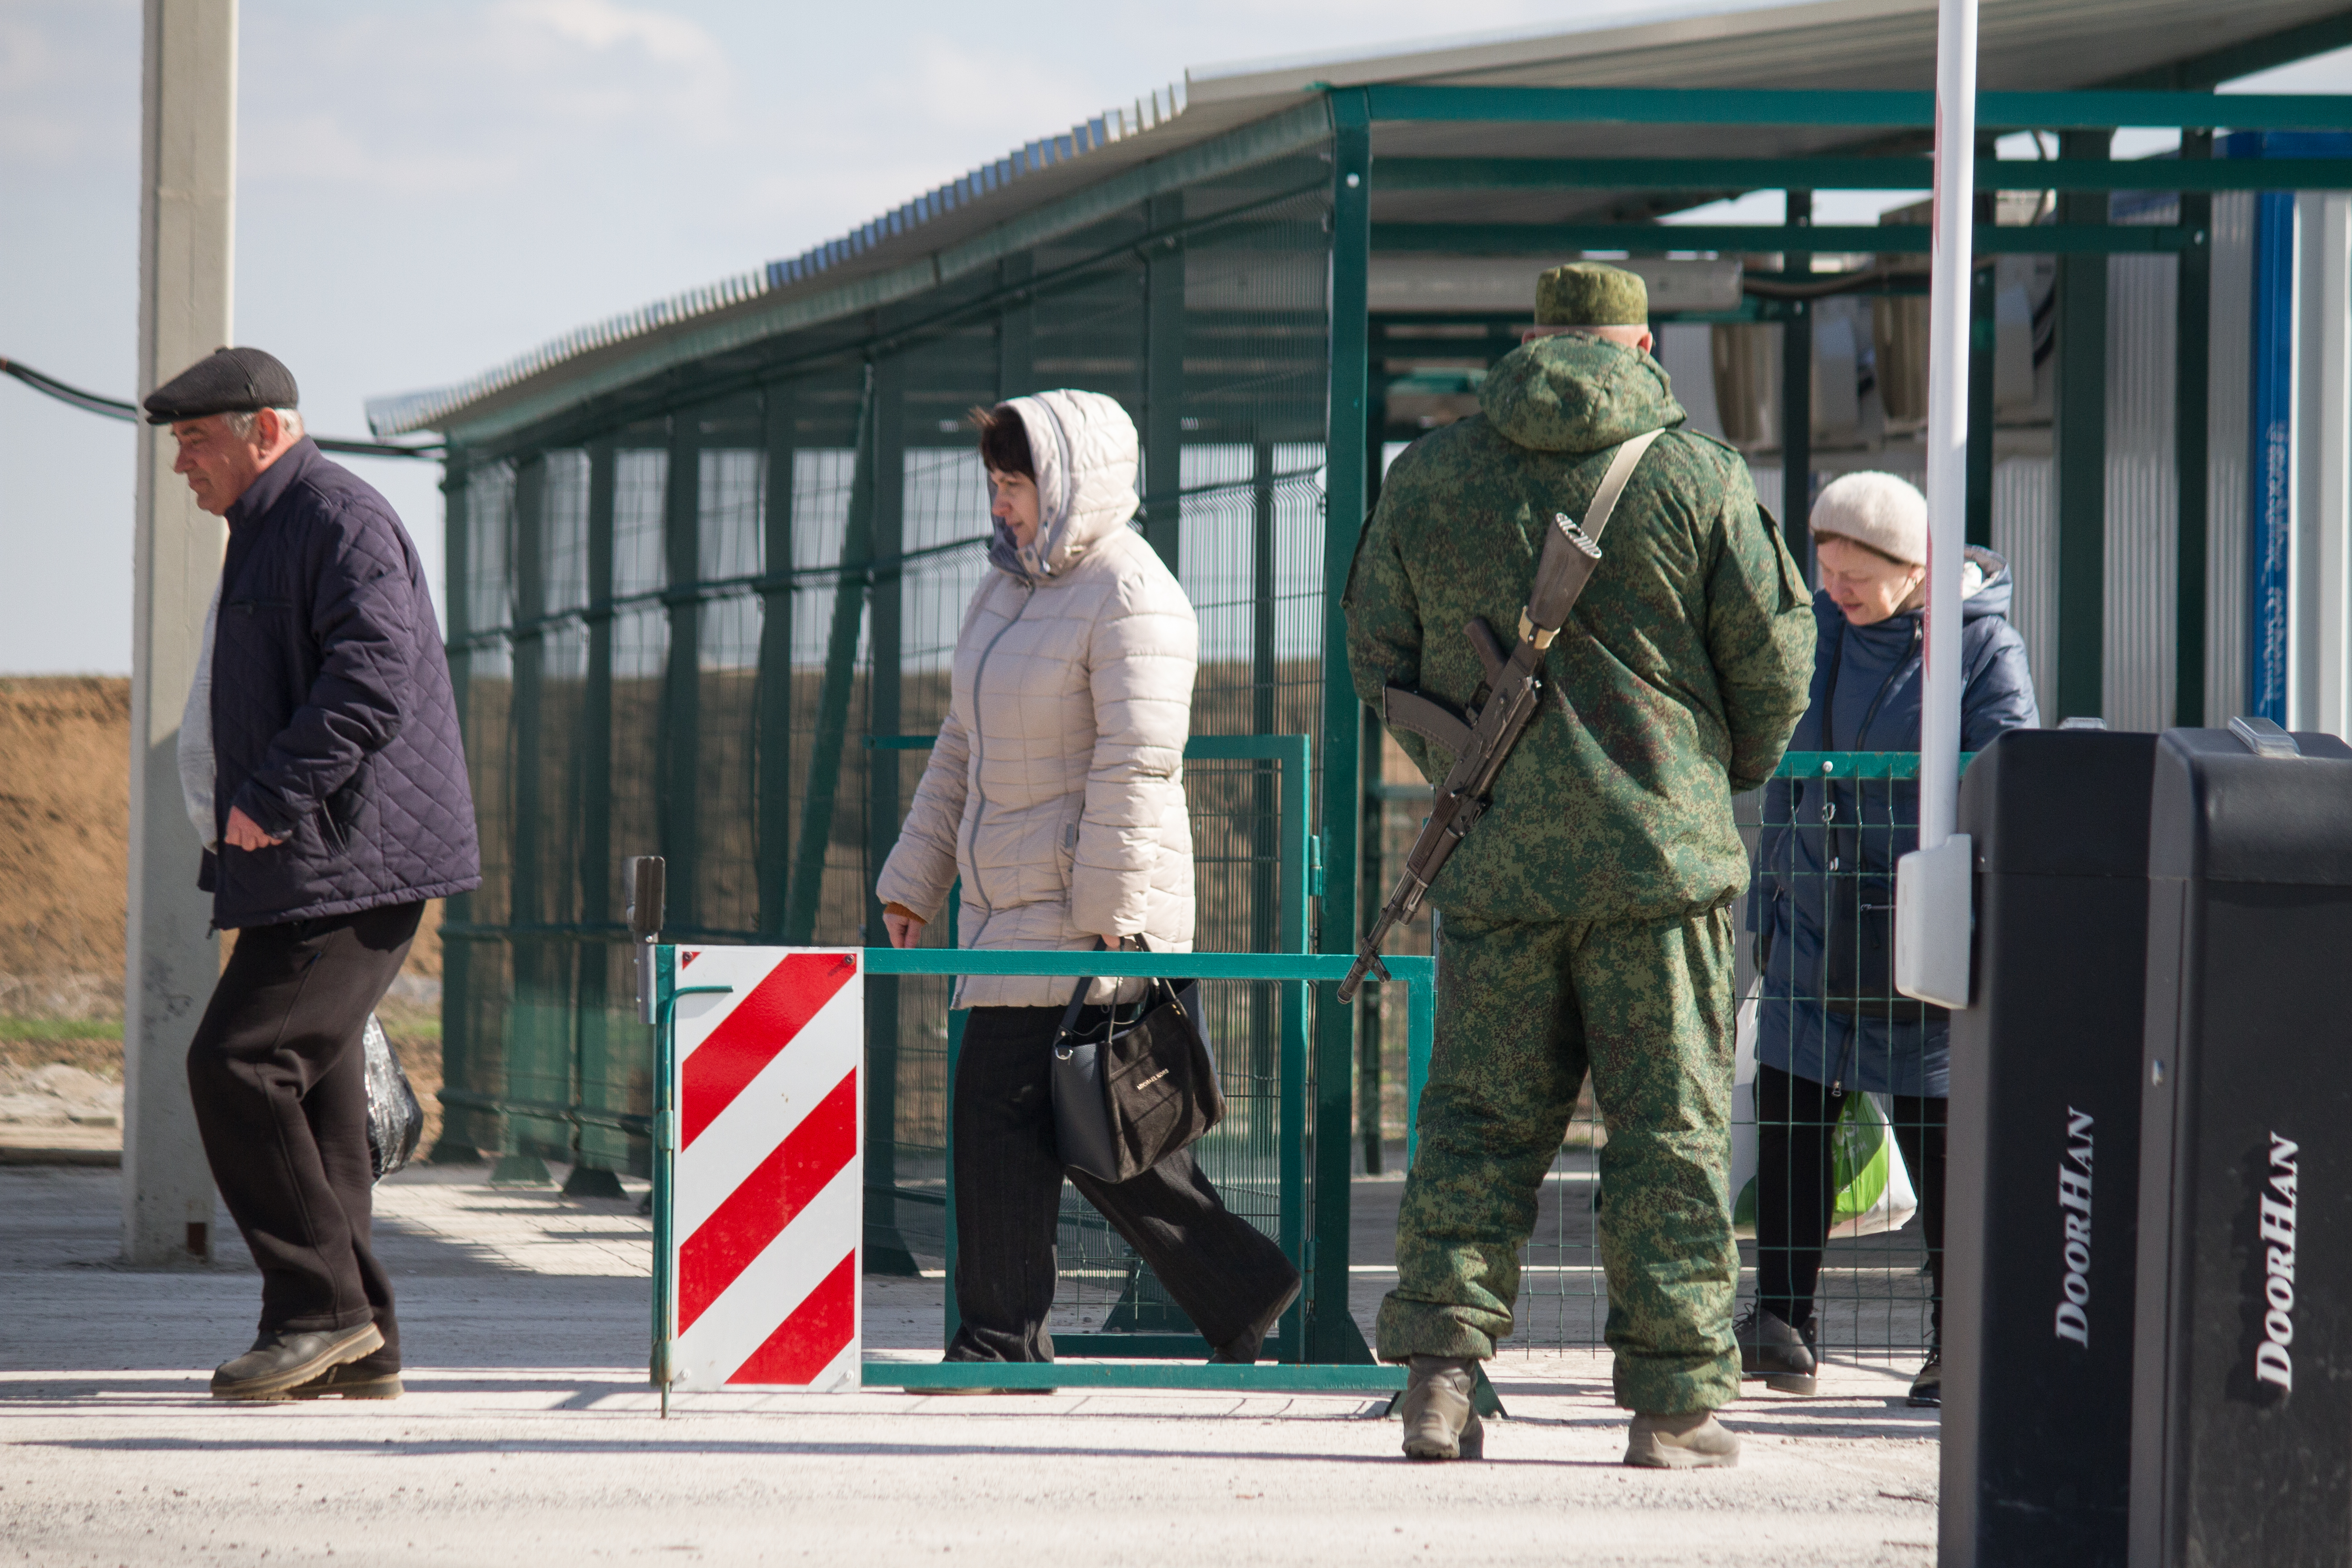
[0,1017,123,1042]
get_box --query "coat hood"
[991,388,1140,582]
[1477,334,1687,455]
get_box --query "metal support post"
[1966,256,1997,548]
[123,0,235,1265]
[783,368,876,942]
[863,358,919,1277]
[2175,131,2214,727]
[1250,439,1279,1085]
[1143,193,1185,578]
[2055,130,2113,721]
[2291,188,2352,734]
[1311,88,1376,1363]
[573,441,623,1179]
[756,387,797,936]
[659,411,701,933]
[1358,368,1388,1176]
[2250,193,2296,725]
[430,462,485,1164]
[1782,190,1815,577]
[499,455,559,1184]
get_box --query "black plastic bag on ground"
[363,1014,424,1182]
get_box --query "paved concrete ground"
[1,1166,1939,1567]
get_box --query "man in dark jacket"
[148,347,480,1401]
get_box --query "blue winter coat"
[202,439,481,929]
[1747,546,2039,1098]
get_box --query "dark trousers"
[1753,1061,1947,1346]
[186,902,422,1363]
[947,1004,1300,1363]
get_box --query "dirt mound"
[0,676,441,1024]
[0,679,131,989]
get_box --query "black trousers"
[947,1004,1300,1363]
[186,902,421,1363]
[1753,1061,1947,1345]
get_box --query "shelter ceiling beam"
[1359,84,2352,132]
[1369,222,2197,254]
[1375,156,2352,193]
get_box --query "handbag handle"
[1051,936,1164,1056]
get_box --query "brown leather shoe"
[1398,1355,1484,1461]
[1623,1410,1741,1469]
[286,1359,402,1401]
[210,1324,385,1401]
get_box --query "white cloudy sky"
[4,0,2351,672]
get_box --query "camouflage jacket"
[1344,333,1815,924]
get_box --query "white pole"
[1894,0,1978,1009]
[1919,0,1978,848]
[123,0,236,1265]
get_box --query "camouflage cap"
[1534,262,1649,327]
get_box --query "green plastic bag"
[1733,1090,1918,1239]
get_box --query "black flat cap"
[142,346,299,425]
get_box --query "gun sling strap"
[1382,427,1664,758]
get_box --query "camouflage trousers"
[1376,907,1741,1413]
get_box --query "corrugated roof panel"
[368,0,2351,439]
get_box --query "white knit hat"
[1809,471,1929,565]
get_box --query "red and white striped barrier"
[663,946,863,1391]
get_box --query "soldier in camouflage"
[1345,261,1815,1468]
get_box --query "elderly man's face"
[170,412,276,515]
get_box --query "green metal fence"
[1377,749,1973,1369]
[431,129,1342,1261]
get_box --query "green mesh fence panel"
[435,133,1338,1340]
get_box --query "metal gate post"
[1311,87,1376,1364]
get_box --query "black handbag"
[1049,946,1225,1184]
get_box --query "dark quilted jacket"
[202,439,481,928]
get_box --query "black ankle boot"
[1734,1305,1818,1394]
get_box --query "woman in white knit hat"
[1735,470,2039,1410]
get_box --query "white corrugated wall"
[2004,192,2252,730]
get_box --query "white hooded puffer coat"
[875,389,1196,1008]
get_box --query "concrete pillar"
[2291,190,2352,738]
[122,0,235,1266]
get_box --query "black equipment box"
[1943,729,2161,1567]
[2131,724,2352,1568]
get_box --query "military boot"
[1623,1411,1742,1470]
[1734,1304,1818,1394]
[1397,1355,1484,1461]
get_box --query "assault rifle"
[1338,430,1661,1004]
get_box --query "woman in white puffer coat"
[877,390,1298,1372]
